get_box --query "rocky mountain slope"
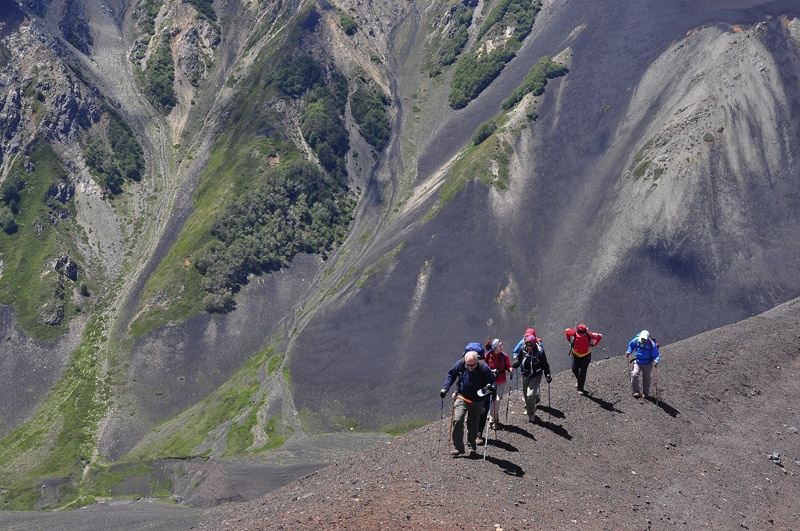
[199,296,800,530]
[0,296,796,529]
[0,0,799,512]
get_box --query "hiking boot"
[528,415,536,423]
[574,382,579,388]
[475,436,485,446]
[450,448,464,456]
[632,392,641,398]
[577,389,586,396]
[469,444,478,456]
[490,422,497,430]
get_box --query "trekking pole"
[448,394,456,444]
[655,363,660,407]
[484,394,493,461]
[438,398,444,454]
[505,373,511,424]
[547,380,552,427]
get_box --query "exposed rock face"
[0,16,103,167]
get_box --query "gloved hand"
[440,388,448,398]
[491,369,499,377]
[478,384,494,397]
[546,374,552,383]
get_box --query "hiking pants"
[452,396,483,452]
[487,380,509,425]
[522,373,544,421]
[631,361,654,396]
[571,353,591,391]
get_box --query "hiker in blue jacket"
[440,350,496,457]
[626,330,660,398]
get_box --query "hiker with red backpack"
[625,330,660,398]
[565,323,603,395]
[440,350,496,457]
[483,338,513,430]
[511,329,552,424]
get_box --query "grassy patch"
[355,243,405,288]
[127,340,286,460]
[381,419,427,436]
[0,313,110,509]
[0,142,86,341]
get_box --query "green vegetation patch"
[381,419,427,437]
[194,158,355,313]
[0,314,110,509]
[0,142,87,340]
[83,107,145,195]
[355,243,405,288]
[501,56,568,110]
[449,0,542,109]
[426,1,475,77]
[127,342,289,460]
[142,35,177,113]
[134,0,161,37]
[424,131,513,222]
[186,0,216,21]
[131,12,357,335]
[349,74,391,150]
[339,10,357,35]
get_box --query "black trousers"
[571,353,592,391]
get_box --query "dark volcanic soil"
[0,298,797,530]
[200,298,800,530]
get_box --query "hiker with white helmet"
[440,350,496,457]
[625,330,660,398]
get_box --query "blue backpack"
[463,342,485,360]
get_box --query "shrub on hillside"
[0,205,17,234]
[501,56,568,110]
[194,160,355,312]
[144,36,177,113]
[472,120,496,145]
[350,77,390,150]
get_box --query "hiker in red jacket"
[565,323,603,395]
[483,338,513,430]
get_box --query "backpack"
[464,341,486,359]
[518,343,543,377]
[486,349,508,373]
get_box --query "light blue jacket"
[627,337,660,364]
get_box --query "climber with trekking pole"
[483,338,513,431]
[440,349,496,457]
[512,330,552,425]
[625,330,660,399]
